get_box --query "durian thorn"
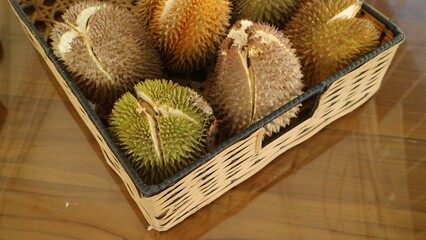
[64,17,117,84]
[329,1,362,22]
[251,30,295,57]
[198,115,213,143]
[188,89,213,116]
[207,118,219,140]
[157,105,209,143]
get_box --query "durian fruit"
[109,79,216,184]
[136,0,232,73]
[209,20,304,137]
[232,0,301,27]
[285,0,380,88]
[50,1,164,115]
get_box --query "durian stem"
[137,91,200,124]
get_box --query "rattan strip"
[362,6,394,45]
[124,134,260,227]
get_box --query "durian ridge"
[228,21,297,125]
[329,1,362,22]
[58,31,79,56]
[248,62,256,123]
[228,21,258,124]
[76,6,102,31]
[137,79,212,146]
[134,86,208,163]
[136,86,209,125]
[58,5,117,84]
[138,99,165,165]
[160,0,179,22]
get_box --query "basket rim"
[8,0,405,198]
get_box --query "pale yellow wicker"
[8,0,405,231]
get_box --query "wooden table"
[1,0,425,239]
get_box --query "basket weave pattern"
[9,0,404,231]
[134,43,399,229]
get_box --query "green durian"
[285,0,380,88]
[209,20,304,137]
[136,0,232,73]
[50,1,164,115]
[232,0,302,27]
[109,80,215,184]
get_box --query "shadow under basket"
[8,0,405,231]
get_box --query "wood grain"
[1,0,425,239]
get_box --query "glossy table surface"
[1,0,425,239]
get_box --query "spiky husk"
[209,20,304,137]
[136,0,231,73]
[285,0,380,88]
[109,80,215,184]
[232,0,301,27]
[50,1,164,111]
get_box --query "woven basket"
[8,0,405,231]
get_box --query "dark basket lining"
[8,0,405,198]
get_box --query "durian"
[136,0,232,73]
[109,79,215,184]
[232,0,301,27]
[285,0,380,88]
[50,1,164,114]
[209,20,304,137]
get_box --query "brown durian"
[232,0,302,27]
[50,1,164,115]
[109,79,216,184]
[285,0,380,88]
[136,0,232,73]
[209,20,304,137]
